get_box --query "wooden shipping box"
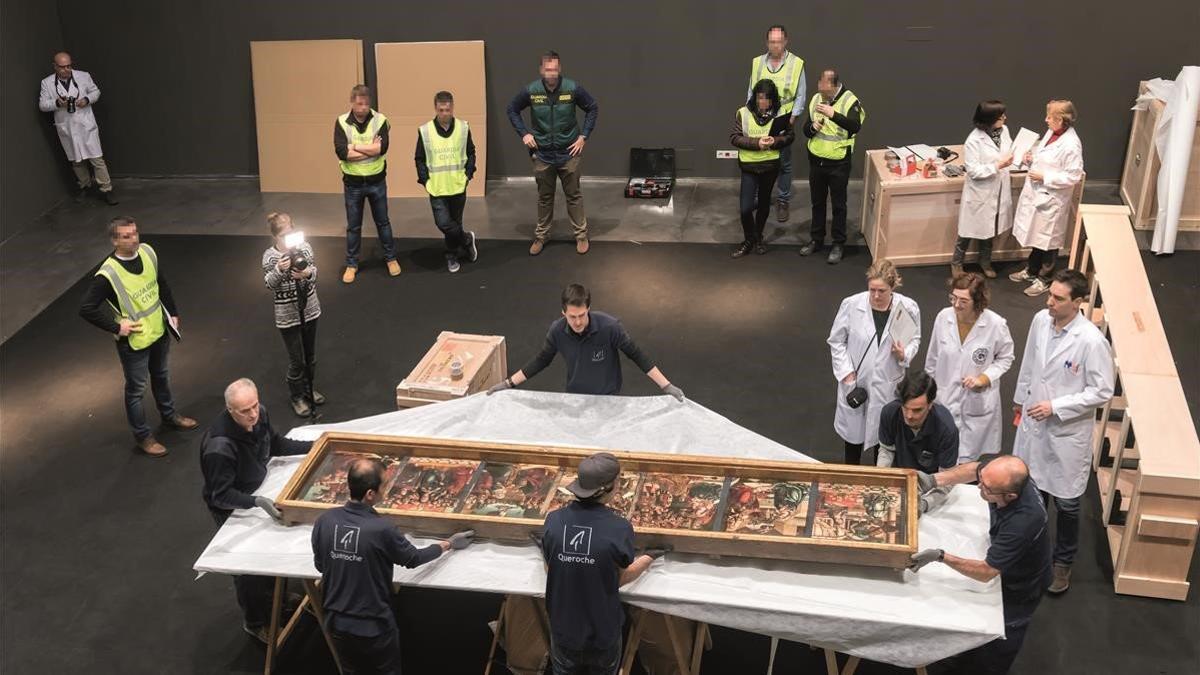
[1120,81,1200,232]
[395,332,506,408]
[276,432,920,570]
[861,145,1085,266]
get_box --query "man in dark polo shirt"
[876,371,958,513]
[541,452,661,675]
[312,458,475,673]
[486,283,684,399]
[908,454,1052,675]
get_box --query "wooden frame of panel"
[394,332,507,408]
[276,432,919,569]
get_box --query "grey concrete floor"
[0,175,1172,344]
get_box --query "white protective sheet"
[194,391,1002,667]
[1148,66,1200,255]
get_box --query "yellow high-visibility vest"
[737,108,780,163]
[806,90,865,160]
[338,110,388,176]
[95,243,165,350]
[420,119,469,197]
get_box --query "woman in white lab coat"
[953,100,1014,279]
[827,259,921,464]
[1010,100,1083,297]
[924,273,1015,462]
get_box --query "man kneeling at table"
[908,455,1052,675]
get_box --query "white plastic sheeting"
[1138,67,1200,255]
[194,391,1002,667]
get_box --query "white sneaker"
[466,231,479,262]
[1023,278,1049,296]
[447,258,461,274]
[1008,269,1031,282]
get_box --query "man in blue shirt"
[506,51,599,256]
[876,371,958,513]
[908,454,1052,675]
[486,284,684,399]
[541,452,661,675]
[312,458,475,673]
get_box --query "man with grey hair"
[39,51,118,204]
[200,377,312,642]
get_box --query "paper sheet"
[889,304,919,349]
[1010,127,1041,171]
[193,391,1002,667]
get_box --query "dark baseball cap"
[567,452,621,498]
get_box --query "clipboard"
[165,310,182,342]
[888,304,918,349]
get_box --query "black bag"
[844,341,874,409]
[625,147,675,199]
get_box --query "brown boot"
[576,238,590,255]
[529,238,545,256]
[165,414,199,430]
[1047,563,1071,594]
[138,436,168,457]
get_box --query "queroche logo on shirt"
[557,525,596,565]
[591,349,606,362]
[330,524,364,562]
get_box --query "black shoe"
[827,244,844,265]
[754,242,768,255]
[799,241,822,257]
[102,190,119,206]
[74,187,88,203]
[731,241,753,258]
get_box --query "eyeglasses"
[948,293,972,307]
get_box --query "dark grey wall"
[2,0,67,241]
[49,0,1198,185]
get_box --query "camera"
[283,231,310,271]
[66,96,77,114]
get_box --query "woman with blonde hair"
[1010,100,1084,296]
[827,259,921,464]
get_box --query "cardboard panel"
[375,41,486,198]
[251,39,364,193]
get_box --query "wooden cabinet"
[861,144,1085,267]
[395,332,506,408]
[1120,81,1200,232]
[276,432,920,569]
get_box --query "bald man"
[38,52,117,204]
[908,455,1052,674]
[200,378,313,642]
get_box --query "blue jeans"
[775,143,793,204]
[344,179,396,267]
[550,639,621,675]
[115,334,176,441]
[1041,491,1081,565]
[429,193,469,261]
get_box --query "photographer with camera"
[38,51,117,205]
[262,212,324,417]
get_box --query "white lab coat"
[828,291,922,447]
[923,307,1015,461]
[957,126,1014,239]
[1012,127,1083,250]
[38,70,104,162]
[1012,310,1114,499]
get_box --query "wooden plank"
[1137,514,1199,541]
[1120,374,1200,482]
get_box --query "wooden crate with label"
[395,332,507,408]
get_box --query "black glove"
[254,496,282,521]
[660,383,685,402]
[448,529,475,550]
[486,378,513,396]
[907,548,944,572]
[915,471,938,494]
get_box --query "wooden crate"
[276,432,920,570]
[1120,81,1200,232]
[395,332,507,408]
[861,145,1085,267]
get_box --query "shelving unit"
[1069,204,1200,601]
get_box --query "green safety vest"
[737,107,779,163]
[806,90,866,160]
[338,110,388,176]
[749,52,805,116]
[95,243,165,350]
[527,78,579,150]
[420,119,469,197]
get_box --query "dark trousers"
[842,442,877,466]
[280,318,318,402]
[950,593,1043,674]
[115,334,176,441]
[332,629,402,675]
[1025,247,1059,280]
[809,157,852,245]
[429,193,470,261]
[1041,490,1081,565]
[952,235,995,266]
[533,155,588,240]
[739,169,779,243]
[344,179,396,267]
[211,510,274,627]
[550,639,622,675]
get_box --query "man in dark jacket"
[486,284,684,400]
[506,50,599,256]
[798,69,865,265]
[200,377,311,642]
